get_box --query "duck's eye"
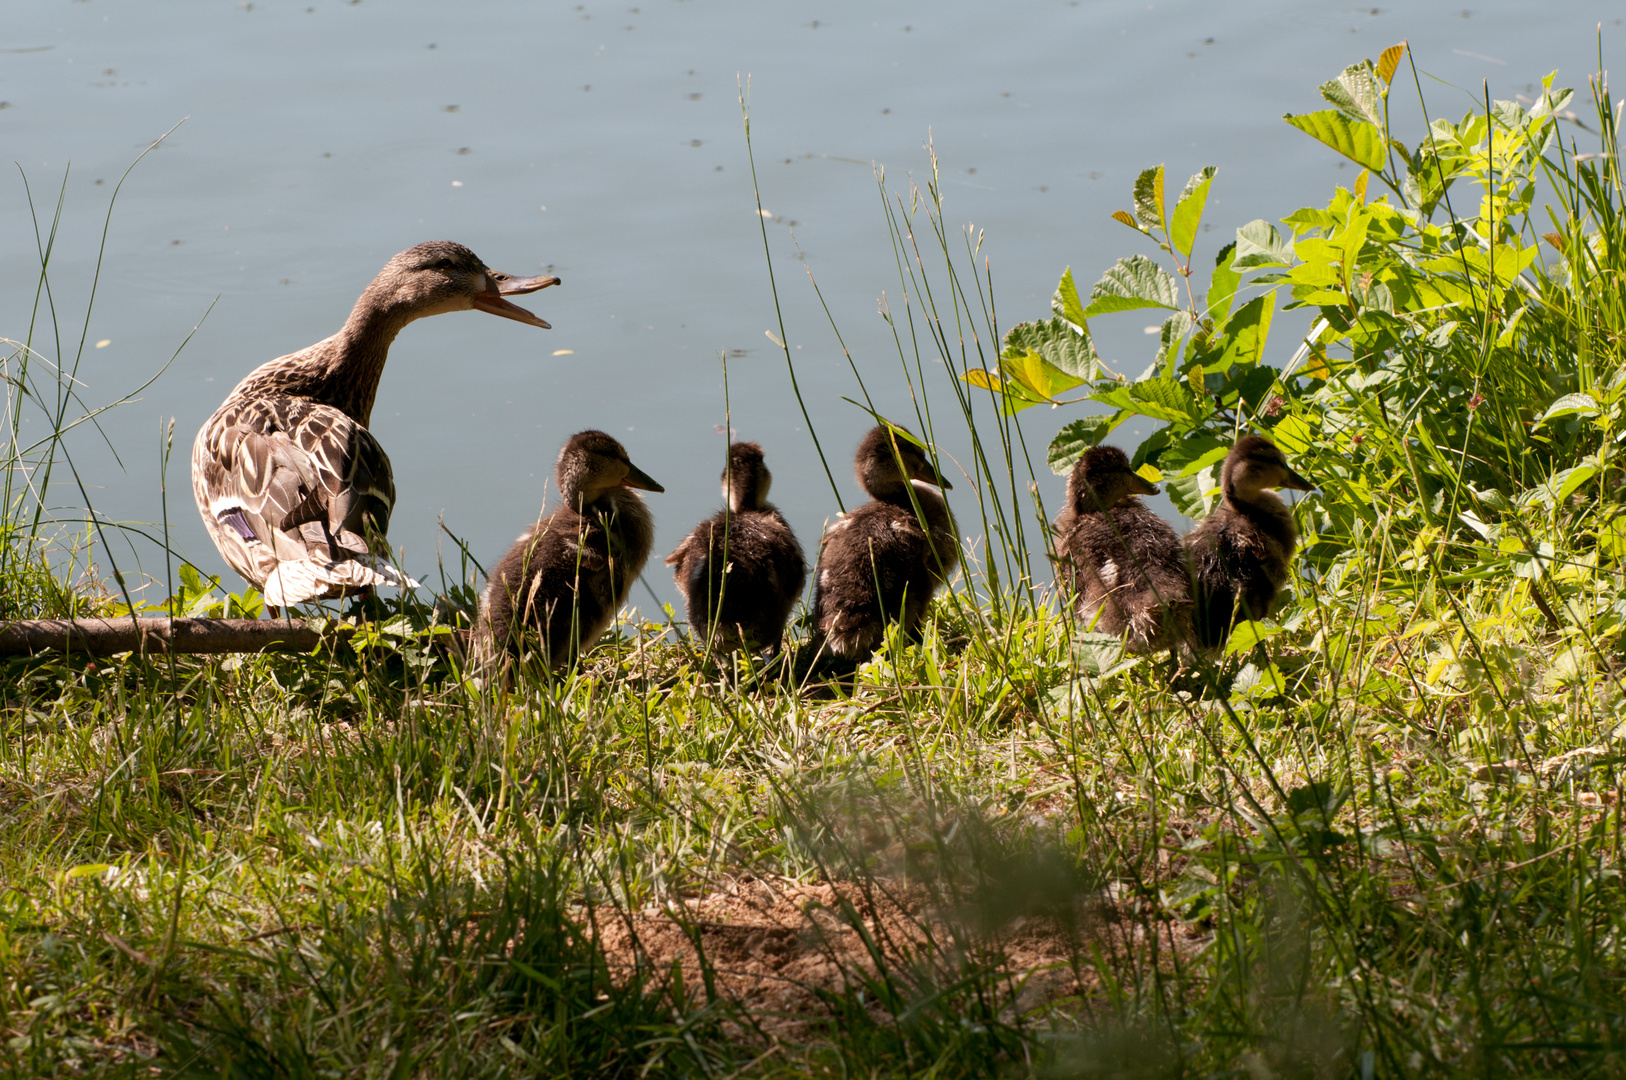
[431,258,455,271]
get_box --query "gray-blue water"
[4,1,1621,613]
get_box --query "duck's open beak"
[473,270,561,328]
[621,462,665,493]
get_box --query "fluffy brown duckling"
[1186,434,1314,649]
[1053,445,1191,652]
[481,430,663,669]
[665,442,806,655]
[193,241,558,613]
[808,424,958,663]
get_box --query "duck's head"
[364,241,560,328]
[1068,445,1157,513]
[722,441,772,512]
[854,424,952,499]
[1223,434,1314,500]
[555,430,663,511]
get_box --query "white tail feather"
[263,558,419,607]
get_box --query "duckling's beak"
[1127,475,1160,497]
[620,462,665,493]
[472,270,561,328]
[1280,466,1315,492]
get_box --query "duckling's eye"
[431,258,455,271]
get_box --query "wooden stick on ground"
[0,618,326,657]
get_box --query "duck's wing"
[192,395,409,606]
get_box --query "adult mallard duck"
[1186,434,1314,649]
[1053,445,1191,652]
[192,241,557,612]
[808,424,958,663]
[481,430,663,669]
[665,441,806,655]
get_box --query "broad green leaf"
[1133,165,1166,233]
[1093,377,1203,424]
[1166,464,1221,519]
[1232,220,1294,270]
[1207,242,1241,322]
[1376,42,1407,86]
[1270,414,1316,455]
[1283,109,1388,170]
[1521,463,1598,508]
[1048,412,1130,474]
[1597,515,1626,560]
[1004,317,1100,379]
[1216,295,1276,370]
[962,366,1053,414]
[1052,267,1088,329]
[1169,166,1216,258]
[1538,392,1600,425]
[1082,255,1180,316]
[1154,310,1197,376]
[1160,433,1230,478]
[1229,661,1288,700]
[1004,349,1085,403]
[1319,61,1385,126]
[1225,620,1285,656]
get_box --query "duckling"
[665,442,806,655]
[808,424,958,663]
[192,241,558,613]
[1053,445,1191,652]
[481,430,663,669]
[1185,434,1314,649]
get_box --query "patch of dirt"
[591,874,1201,1039]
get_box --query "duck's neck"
[314,297,420,422]
[727,480,764,515]
[1225,481,1298,547]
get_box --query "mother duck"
[192,241,557,613]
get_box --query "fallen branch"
[0,617,325,657]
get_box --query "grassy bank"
[6,45,1626,1077]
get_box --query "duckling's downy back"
[1186,434,1312,649]
[482,430,662,669]
[1053,445,1190,652]
[810,425,958,662]
[665,442,806,654]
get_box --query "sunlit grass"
[7,47,1626,1080]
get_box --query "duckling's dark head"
[722,441,771,512]
[854,424,951,499]
[362,241,560,328]
[556,429,664,510]
[1068,445,1158,513]
[1222,434,1314,500]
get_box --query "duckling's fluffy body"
[810,425,958,661]
[192,241,556,609]
[1186,434,1313,648]
[1053,445,1190,651]
[665,442,806,654]
[481,430,662,669]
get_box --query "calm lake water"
[3,0,1621,613]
